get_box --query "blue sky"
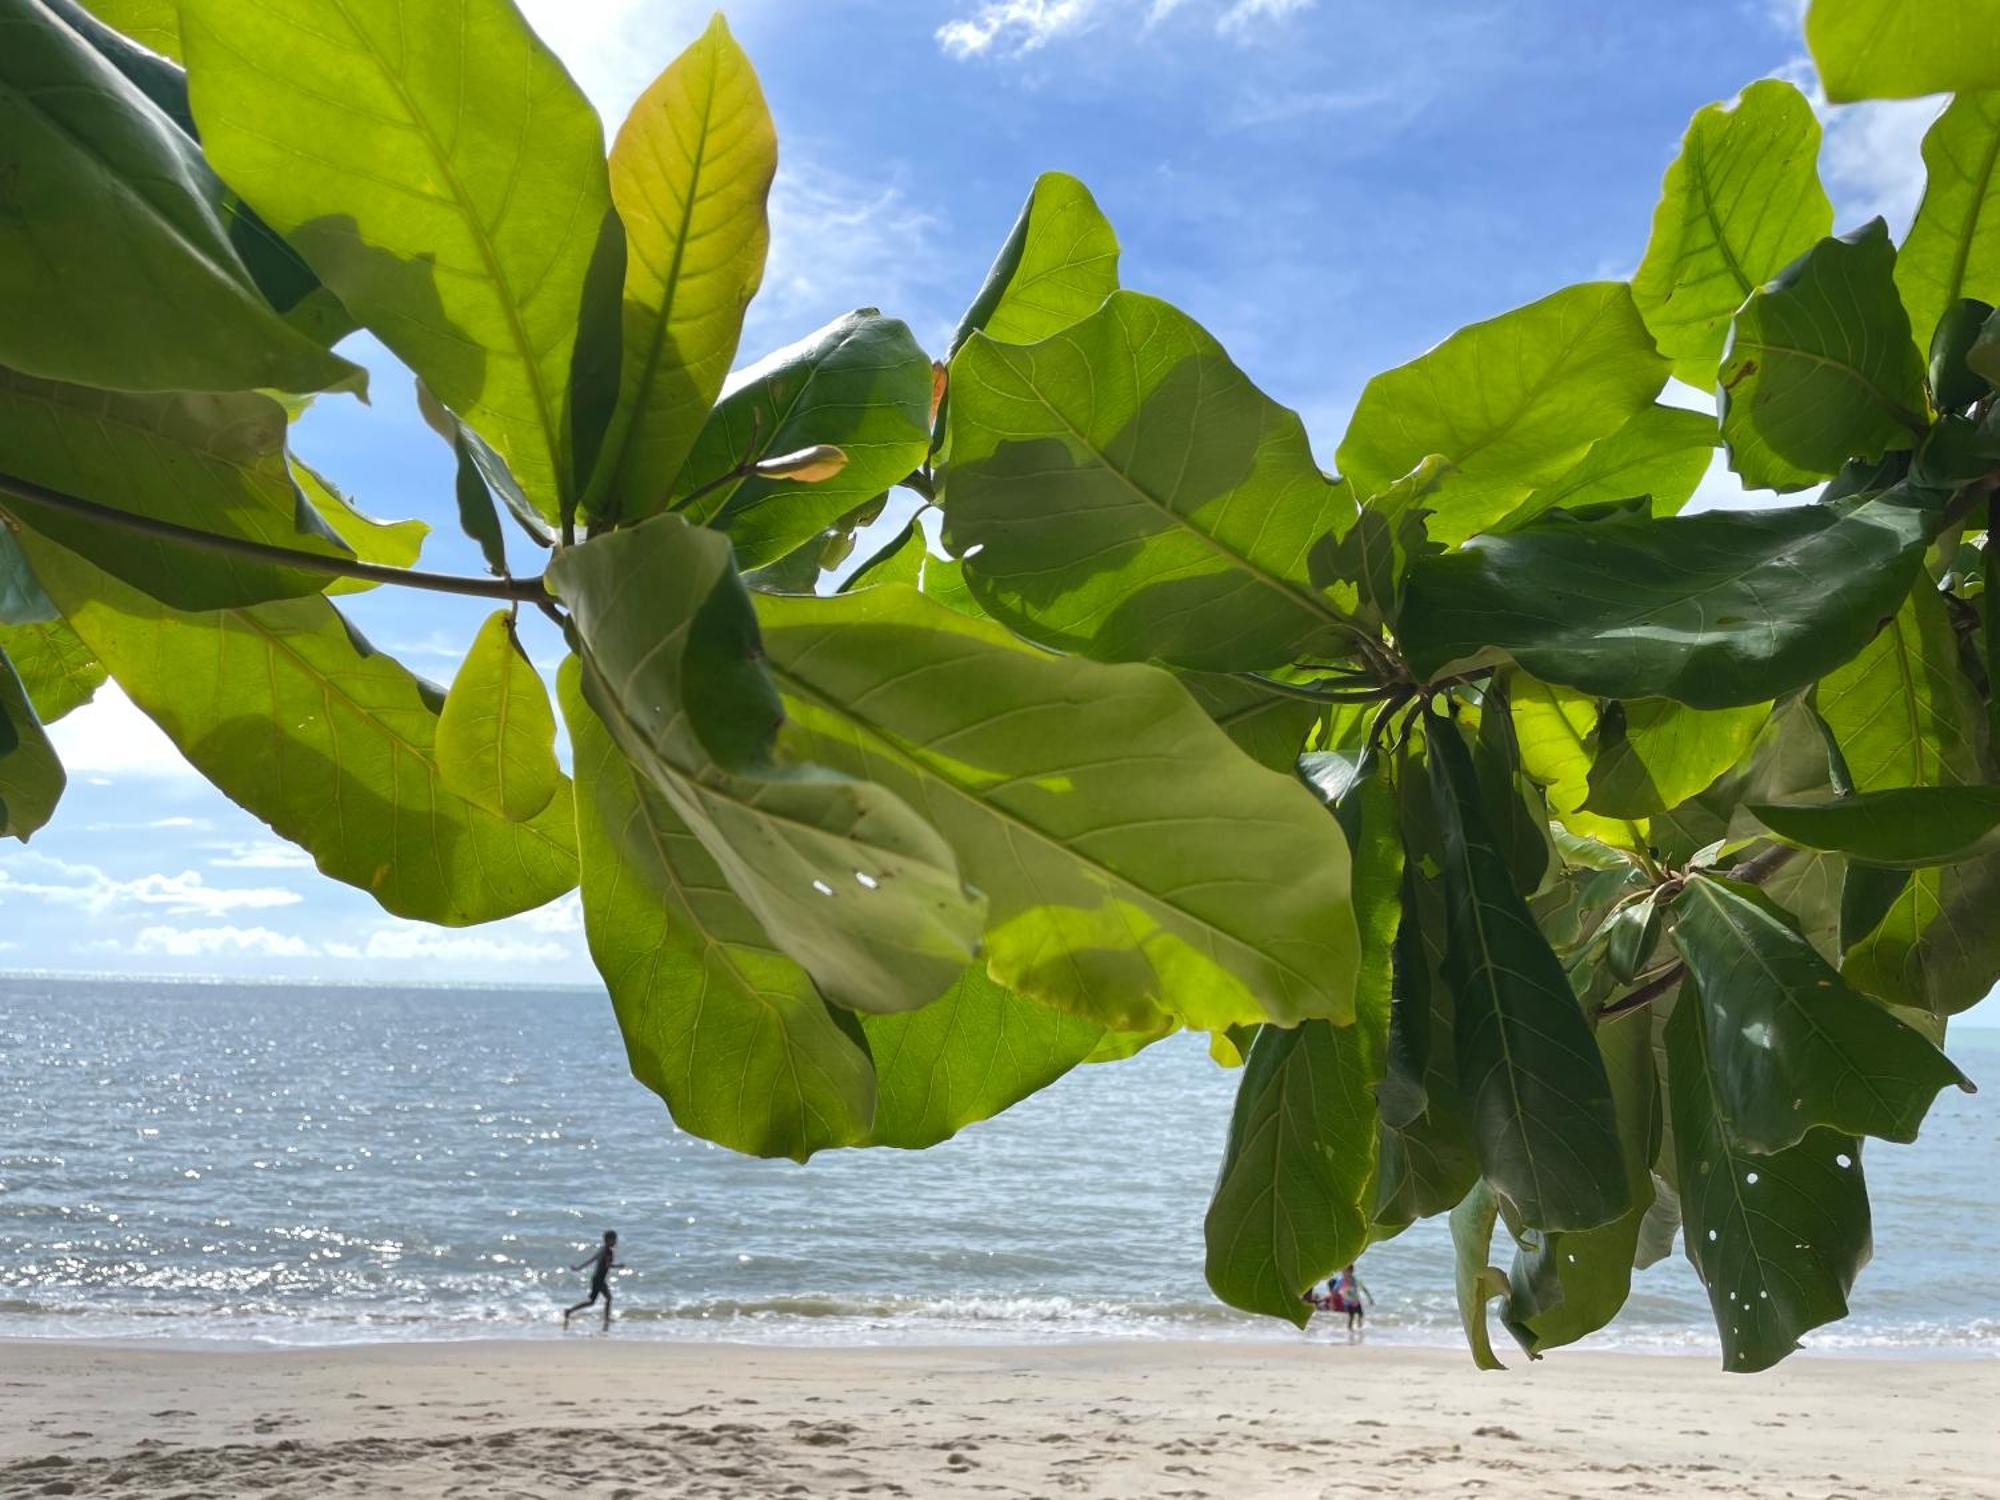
[5,0,1990,1021]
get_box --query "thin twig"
[0,472,550,605]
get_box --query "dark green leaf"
[0,646,63,840]
[183,0,611,519]
[0,369,352,610]
[1753,786,2000,867]
[74,0,179,58]
[22,533,578,924]
[415,381,524,572]
[586,15,775,526]
[0,0,361,395]
[561,660,876,1161]
[1805,0,2000,101]
[1719,221,1929,491]
[548,513,985,1015]
[672,311,932,566]
[1336,283,1668,545]
[1473,679,1554,896]
[1843,851,2000,1016]
[437,611,561,823]
[1204,755,1400,1322]
[945,290,1350,672]
[1426,709,1627,1231]
[1402,493,1935,708]
[1665,985,1871,1372]
[755,583,1360,1032]
[1177,672,1320,774]
[1671,875,1969,1150]
[1927,299,1996,413]
[1840,862,1910,951]
[1816,579,1983,792]
[0,529,54,625]
[1631,80,1833,387]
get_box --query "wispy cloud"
[935,0,1315,60]
[206,840,318,872]
[322,924,571,966]
[113,925,316,960]
[0,852,301,918]
[1768,59,1942,235]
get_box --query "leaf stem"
[0,472,550,605]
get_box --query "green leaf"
[1176,672,1320,774]
[756,583,1360,1032]
[0,617,104,723]
[0,0,361,395]
[0,369,353,611]
[183,0,612,519]
[561,660,875,1161]
[1584,699,1771,819]
[1843,851,2000,1016]
[944,290,1350,673]
[1501,1012,1660,1356]
[1402,493,1935,708]
[671,312,932,566]
[1840,862,1909,951]
[1449,1180,1512,1370]
[952,171,1120,351]
[1473,680,1554,897]
[1927,299,1995,412]
[1494,405,1719,532]
[1507,674,1646,851]
[1671,875,1969,1151]
[1204,756,1400,1323]
[0,529,54,625]
[289,459,428,597]
[0,647,64,840]
[21,534,578,924]
[1665,985,1871,1372]
[1899,95,2000,355]
[547,513,985,1015]
[1631,81,1833,388]
[857,970,1104,1150]
[1719,222,1929,491]
[587,14,775,526]
[1425,709,1627,1231]
[1336,283,1668,545]
[1753,786,2000,867]
[1805,0,2000,101]
[74,0,179,58]
[437,611,561,823]
[415,381,522,574]
[1816,579,1983,793]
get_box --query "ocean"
[1,975,1993,1356]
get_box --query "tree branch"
[0,471,550,605]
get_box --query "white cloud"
[521,892,584,936]
[322,924,570,966]
[206,840,317,872]
[1216,0,1313,36]
[935,0,1313,59]
[46,684,197,781]
[118,925,315,959]
[1770,58,1942,235]
[0,852,301,917]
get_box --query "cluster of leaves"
[0,0,1990,1369]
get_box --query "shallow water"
[0,975,1992,1354]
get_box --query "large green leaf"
[1449,1180,1512,1370]
[951,171,1120,351]
[0,369,352,611]
[1425,710,1627,1231]
[1753,786,2000,867]
[562,661,876,1161]
[1805,0,2000,101]
[1583,698,1770,819]
[671,312,932,566]
[1507,674,1647,852]
[0,0,360,394]
[1501,1011,1659,1356]
[21,535,577,924]
[547,513,984,1015]
[1335,283,1668,544]
[290,460,428,597]
[1176,672,1319,774]
[0,647,63,840]
[587,14,775,526]
[757,584,1360,1032]
[1665,986,1871,1372]
[1898,93,2000,353]
[0,617,103,723]
[1204,757,1400,1323]
[75,0,179,58]
[944,290,1351,673]
[1844,849,2000,1016]
[1719,222,1929,491]
[182,0,612,519]
[1816,578,1983,793]
[437,610,561,823]
[1671,875,1968,1151]
[1631,80,1833,387]
[1494,405,1719,532]
[857,971,1104,1150]
[1402,493,1935,708]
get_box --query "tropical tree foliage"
[0,0,1990,1370]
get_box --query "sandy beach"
[1,1339,1993,1499]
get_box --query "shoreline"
[5,1338,1995,1497]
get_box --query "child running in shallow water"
[1330,1262,1373,1333]
[563,1230,617,1331]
